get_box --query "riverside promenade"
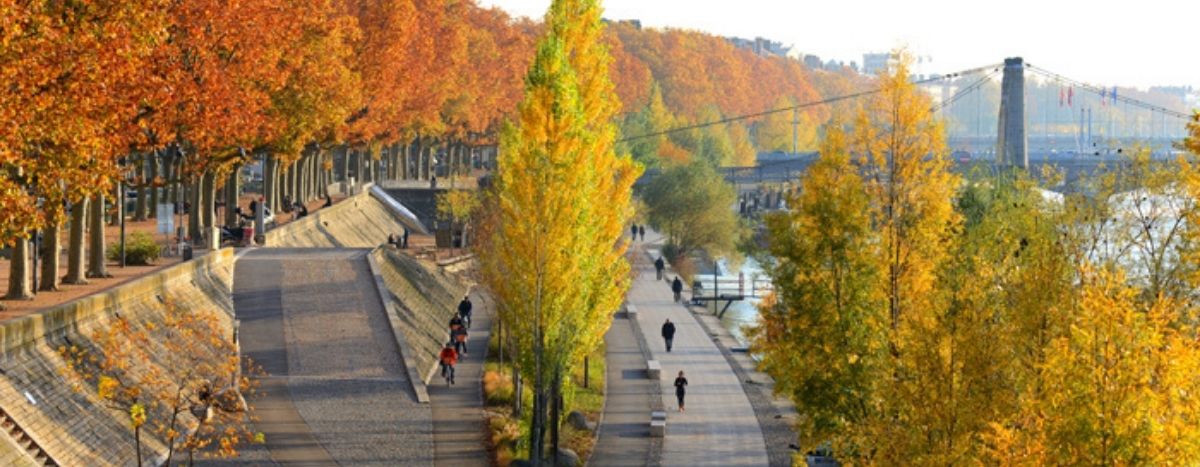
[601,230,770,466]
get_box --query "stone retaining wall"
[0,249,237,466]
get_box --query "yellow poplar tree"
[478,0,640,460]
[850,53,960,346]
[749,124,887,459]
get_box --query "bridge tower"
[996,57,1027,169]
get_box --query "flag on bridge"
[1068,87,1073,107]
[1112,86,1118,102]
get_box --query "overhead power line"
[618,63,1004,143]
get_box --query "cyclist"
[439,343,458,385]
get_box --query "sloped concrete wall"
[0,249,236,466]
[371,248,469,384]
[265,190,409,248]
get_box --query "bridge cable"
[1024,64,1193,121]
[618,63,1004,143]
[930,70,1000,114]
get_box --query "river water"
[693,257,768,347]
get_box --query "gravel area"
[232,249,432,466]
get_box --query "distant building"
[726,36,792,58]
[862,52,893,76]
[601,18,641,29]
[802,54,823,70]
[1149,85,1191,106]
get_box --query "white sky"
[479,0,1199,90]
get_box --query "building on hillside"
[862,52,894,76]
[726,36,792,58]
[601,18,641,29]
[802,54,823,70]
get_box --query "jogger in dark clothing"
[661,319,676,352]
[655,257,665,280]
[631,224,638,241]
[671,276,684,303]
[639,225,645,241]
[674,371,688,411]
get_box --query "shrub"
[107,232,160,265]
[483,370,514,407]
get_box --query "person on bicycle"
[452,325,469,356]
[439,343,458,385]
[458,295,473,328]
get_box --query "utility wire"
[618,63,1004,142]
[1025,64,1193,120]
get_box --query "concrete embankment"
[0,248,237,466]
[265,187,423,248]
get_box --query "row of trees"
[1,0,538,304]
[751,59,1200,464]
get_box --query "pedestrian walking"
[655,256,665,280]
[402,227,410,249]
[439,343,458,385]
[661,318,676,352]
[458,295,473,328]
[639,225,645,241]
[674,371,688,411]
[672,276,684,303]
[631,224,638,241]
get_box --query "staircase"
[0,407,57,466]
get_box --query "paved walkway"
[429,289,492,467]
[234,248,433,466]
[628,232,770,467]
[592,311,656,466]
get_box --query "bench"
[650,410,667,437]
[646,359,661,379]
[625,303,638,319]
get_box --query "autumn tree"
[2,1,167,300]
[641,160,741,275]
[60,301,263,465]
[478,0,640,461]
[749,124,886,456]
[436,189,481,254]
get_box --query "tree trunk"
[225,169,240,227]
[6,237,33,300]
[401,141,411,180]
[148,153,159,218]
[64,199,88,284]
[87,191,109,278]
[40,220,61,291]
[200,171,215,242]
[133,157,148,221]
[550,368,561,466]
[188,177,201,246]
[109,182,121,227]
[415,140,425,181]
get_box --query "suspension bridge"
[630,57,1195,192]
